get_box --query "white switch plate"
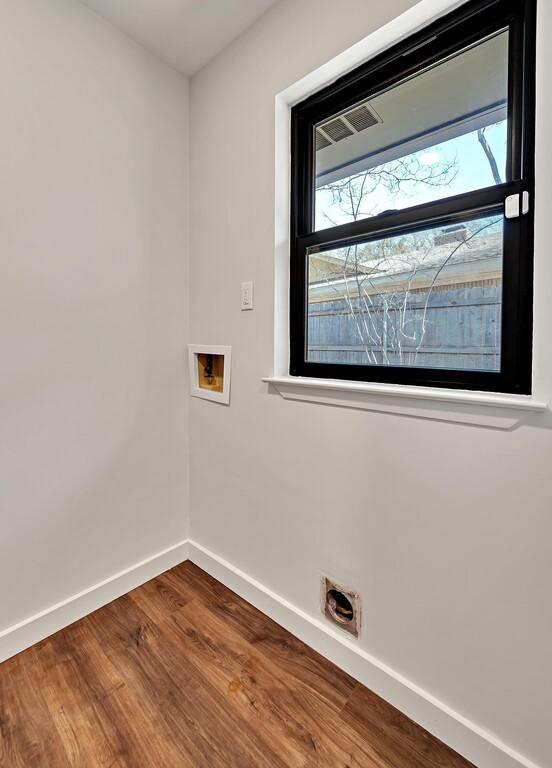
[241,280,254,310]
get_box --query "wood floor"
[0,562,476,767]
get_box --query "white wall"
[189,1,552,767]
[0,0,189,631]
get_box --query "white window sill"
[263,376,547,429]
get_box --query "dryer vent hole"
[322,577,360,638]
[326,589,354,623]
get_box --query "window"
[290,0,536,393]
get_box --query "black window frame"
[290,0,536,394]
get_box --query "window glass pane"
[315,31,509,230]
[307,214,503,371]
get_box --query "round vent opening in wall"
[321,577,360,638]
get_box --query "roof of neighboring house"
[308,252,374,282]
[309,228,502,302]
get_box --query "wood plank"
[88,595,280,768]
[0,651,69,767]
[342,683,474,768]
[168,562,357,710]
[161,598,385,768]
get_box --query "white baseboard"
[0,536,540,768]
[187,539,542,768]
[0,539,189,663]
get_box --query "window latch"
[505,192,530,219]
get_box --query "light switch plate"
[241,281,254,310]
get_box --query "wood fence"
[307,279,501,371]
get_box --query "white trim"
[263,376,547,429]
[188,344,232,405]
[263,375,547,411]
[187,539,544,768]
[0,539,189,663]
[278,0,472,108]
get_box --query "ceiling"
[78,0,279,75]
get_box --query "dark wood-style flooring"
[0,562,476,767]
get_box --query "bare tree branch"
[477,127,502,185]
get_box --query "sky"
[315,121,507,230]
